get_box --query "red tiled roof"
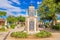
[0,18,5,21]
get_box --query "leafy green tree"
[7,16,17,24]
[37,0,57,25]
[56,2,60,13]
[17,16,25,22]
[55,0,60,3]
[0,11,6,18]
[7,16,25,25]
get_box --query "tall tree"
[55,0,60,3]
[56,2,60,13]
[37,0,57,25]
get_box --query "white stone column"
[28,18,29,32]
[34,18,36,32]
[5,20,7,29]
[5,20,7,26]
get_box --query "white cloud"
[0,0,13,8]
[14,13,27,17]
[11,0,20,4]
[8,8,26,12]
[8,0,20,6]
[7,11,13,16]
[37,1,42,4]
[0,0,26,16]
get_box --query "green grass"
[11,31,28,38]
[0,29,7,32]
[35,30,51,38]
[10,24,15,29]
[0,27,7,32]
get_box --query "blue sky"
[0,0,60,20]
[0,0,42,17]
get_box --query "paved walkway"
[0,32,9,40]
[1,27,60,40]
[0,26,24,40]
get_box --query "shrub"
[52,24,60,30]
[35,31,51,38]
[10,24,15,29]
[1,26,5,31]
[0,26,7,32]
[11,31,28,38]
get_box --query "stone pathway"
[0,26,24,40]
[0,23,25,40]
[0,32,9,40]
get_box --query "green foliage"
[45,22,49,28]
[0,11,6,18]
[0,26,7,32]
[37,0,58,25]
[56,3,60,13]
[7,16,17,24]
[10,24,15,29]
[52,24,60,30]
[17,16,25,22]
[11,31,28,38]
[35,31,51,38]
[0,26,5,31]
[55,0,60,3]
[38,0,56,18]
[7,16,25,24]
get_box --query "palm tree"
[37,0,57,26]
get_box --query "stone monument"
[25,4,39,34]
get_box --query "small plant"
[10,24,15,29]
[1,26,5,31]
[0,26,7,32]
[35,31,51,38]
[52,24,60,30]
[45,22,49,28]
[11,31,28,38]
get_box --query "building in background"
[0,18,5,26]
